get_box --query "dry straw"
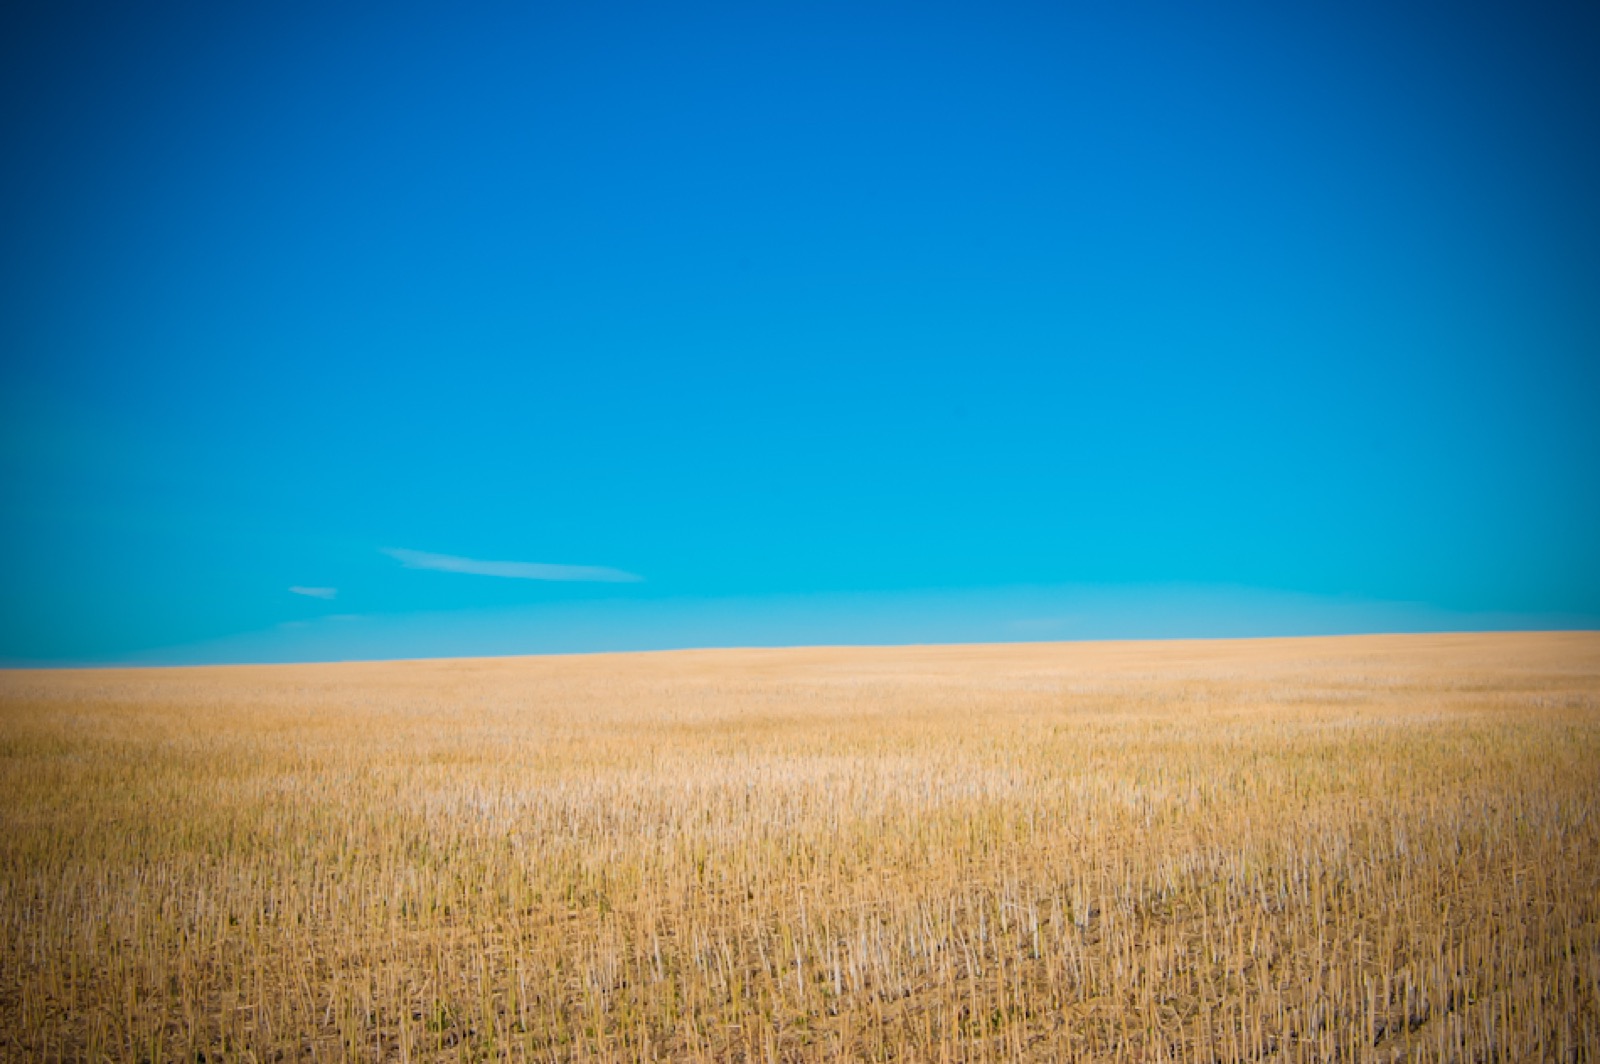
[2,632,1597,1061]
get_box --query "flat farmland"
[2,632,1598,1062]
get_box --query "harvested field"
[2,632,1598,1061]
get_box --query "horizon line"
[5,627,1595,672]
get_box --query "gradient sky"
[3,0,1597,665]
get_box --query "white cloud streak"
[289,586,338,599]
[382,548,642,584]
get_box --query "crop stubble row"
[2,632,1598,1061]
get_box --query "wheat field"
[2,632,1598,1061]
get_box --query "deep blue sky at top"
[2,0,1597,664]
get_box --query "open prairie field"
[2,632,1599,1062]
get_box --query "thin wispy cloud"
[289,586,338,600]
[383,548,643,584]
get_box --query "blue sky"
[3,0,1597,665]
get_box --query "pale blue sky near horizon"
[3,0,1598,665]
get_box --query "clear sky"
[3,0,1597,665]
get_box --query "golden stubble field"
[2,632,1598,1062]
